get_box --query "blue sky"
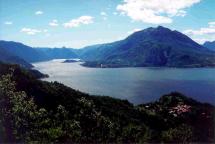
[0,0,215,48]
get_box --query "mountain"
[36,47,78,59]
[1,63,214,143]
[0,40,47,62]
[0,46,33,68]
[0,63,47,79]
[80,26,215,68]
[203,41,215,51]
[1,26,215,68]
[0,41,78,65]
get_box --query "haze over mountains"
[0,41,47,62]
[0,46,33,68]
[35,47,78,59]
[203,41,215,51]
[0,40,77,68]
[0,26,215,68]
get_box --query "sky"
[0,0,215,48]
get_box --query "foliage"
[161,124,193,143]
[0,74,80,143]
[0,64,215,143]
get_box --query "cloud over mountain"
[117,0,201,24]
[184,21,215,43]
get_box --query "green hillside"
[0,63,214,143]
[80,26,215,68]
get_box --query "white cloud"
[192,38,209,44]
[63,16,94,28]
[100,12,107,16]
[183,21,215,44]
[127,28,142,35]
[4,21,13,25]
[184,28,215,36]
[20,28,48,35]
[35,11,43,15]
[49,19,59,26]
[21,28,41,35]
[116,0,201,24]
[209,22,215,28]
[183,26,215,36]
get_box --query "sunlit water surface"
[33,59,215,105]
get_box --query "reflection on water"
[33,59,215,105]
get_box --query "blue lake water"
[33,59,215,105]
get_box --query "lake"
[33,59,215,105]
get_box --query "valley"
[1,0,215,142]
[1,26,215,143]
[1,26,215,69]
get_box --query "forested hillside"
[0,63,214,143]
[80,26,215,68]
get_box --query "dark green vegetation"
[203,41,215,51]
[0,62,48,79]
[0,63,214,143]
[80,26,215,68]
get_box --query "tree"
[0,74,51,142]
[0,73,83,143]
[161,124,193,143]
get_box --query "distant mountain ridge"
[79,26,215,68]
[35,47,78,59]
[0,46,33,68]
[0,40,47,62]
[1,26,215,68]
[0,40,77,67]
[203,41,215,51]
